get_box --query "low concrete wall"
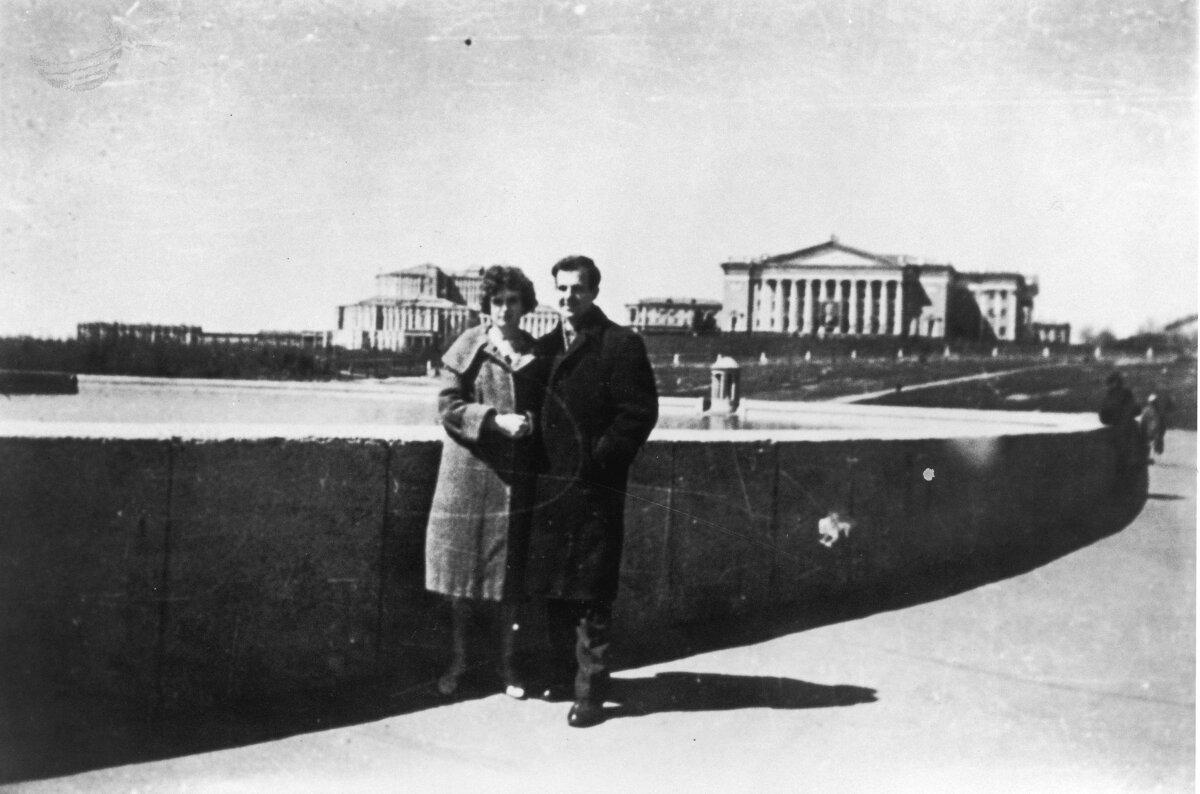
[0,408,1137,728]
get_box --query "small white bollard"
[991,347,999,358]
[850,349,857,360]
[804,350,812,362]
[672,353,681,366]
[1146,346,1154,360]
[896,348,904,360]
[759,352,768,365]
[1042,347,1050,358]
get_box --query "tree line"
[0,336,431,380]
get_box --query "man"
[1099,370,1138,428]
[1137,392,1170,460]
[526,255,659,728]
[1099,370,1142,484]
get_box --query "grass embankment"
[656,356,1029,401]
[861,359,1196,429]
[645,333,1195,429]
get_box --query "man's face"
[554,269,597,322]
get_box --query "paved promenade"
[9,433,1194,793]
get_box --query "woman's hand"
[493,412,531,439]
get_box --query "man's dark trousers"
[546,600,611,702]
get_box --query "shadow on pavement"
[0,663,454,785]
[2,473,1145,785]
[604,673,876,722]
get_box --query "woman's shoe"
[499,664,527,699]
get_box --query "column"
[862,282,872,334]
[831,280,843,334]
[870,281,880,334]
[1007,291,1018,341]
[892,281,905,336]
[788,280,801,334]
[848,280,860,335]
[815,278,826,332]
[773,280,785,331]
[803,279,815,335]
[883,282,895,336]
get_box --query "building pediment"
[762,239,896,269]
[780,249,888,267]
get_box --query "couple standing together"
[423,255,659,728]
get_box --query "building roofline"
[375,263,446,277]
[957,271,1031,281]
[760,238,894,267]
[626,297,722,307]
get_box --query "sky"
[1,0,1195,339]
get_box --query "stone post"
[707,355,741,414]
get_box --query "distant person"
[1099,371,1138,427]
[1138,393,1169,458]
[527,255,659,728]
[424,265,548,699]
[1099,370,1142,478]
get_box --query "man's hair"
[551,255,601,292]
[480,265,537,313]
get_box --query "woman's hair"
[480,265,537,313]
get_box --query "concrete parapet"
[0,408,1141,737]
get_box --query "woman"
[424,265,546,698]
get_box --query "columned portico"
[720,238,1044,342]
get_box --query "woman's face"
[489,288,527,330]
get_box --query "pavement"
[7,433,1194,793]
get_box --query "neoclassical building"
[334,264,560,352]
[625,297,722,334]
[720,238,1040,342]
[77,322,332,349]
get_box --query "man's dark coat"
[525,306,659,603]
